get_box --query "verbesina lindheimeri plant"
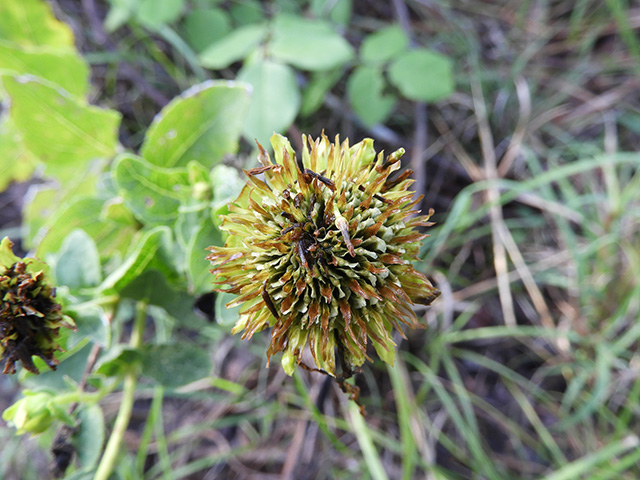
[208,133,440,379]
[0,237,76,375]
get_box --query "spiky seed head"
[207,134,440,376]
[0,237,76,375]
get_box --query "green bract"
[208,134,440,376]
[0,237,75,375]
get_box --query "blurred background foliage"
[1,0,640,479]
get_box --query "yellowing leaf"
[0,0,74,49]
[1,74,121,181]
[0,41,89,97]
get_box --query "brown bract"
[207,133,440,376]
[0,239,76,375]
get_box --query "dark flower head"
[0,237,75,375]
[207,134,440,376]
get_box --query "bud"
[207,134,440,376]
[0,237,76,375]
[2,389,74,435]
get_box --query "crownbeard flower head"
[207,134,440,376]
[0,237,76,375]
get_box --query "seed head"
[0,237,75,375]
[207,134,440,376]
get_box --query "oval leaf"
[0,74,121,172]
[99,226,172,293]
[141,343,211,388]
[54,229,101,289]
[360,25,409,66]
[141,80,251,168]
[199,23,267,69]
[0,0,74,48]
[238,59,300,146]
[182,8,231,52]
[270,14,354,71]
[113,154,191,224]
[136,0,185,30]
[347,65,395,127]
[72,404,105,470]
[388,49,454,102]
[0,41,90,97]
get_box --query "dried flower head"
[0,237,75,375]
[207,134,440,376]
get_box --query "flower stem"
[94,301,147,480]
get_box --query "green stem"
[94,301,147,480]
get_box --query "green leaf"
[182,8,231,52]
[270,14,354,71]
[360,25,409,66]
[0,236,20,267]
[210,164,245,212]
[0,74,121,179]
[141,80,251,168]
[136,0,185,30]
[347,65,395,127]
[187,219,223,294]
[104,0,137,32]
[0,0,74,49]
[66,304,110,349]
[229,0,264,26]
[238,59,300,147]
[113,154,191,224]
[120,270,202,324]
[0,117,37,190]
[30,196,135,259]
[388,49,454,102]
[54,229,102,289]
[0,41,89,97]
[99,226,173,293]
[215,292,241,326]
[300,69,343,117]
[309,0,353,25]
[95,345,141,377]
[73,404,105,470]
[141,343,212,388]
[199,23,267,69]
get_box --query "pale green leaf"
[215,292,241,327]
[0,74,121,178]
[238,59,300,147]
[199,23,267,69]
[388,49,454,102]
[141,80,251,168]
[136,0,185,30]
[30,196,136,260]
[182,8,231,52]
[0,41,89,97]
[73,405,105,470]
[187,219,223,295]
[0,0,74,48]
[347,65,395,126]
[360,25,409,66]
[229,0,264,26]
[300,69,343,117]
[0,116,37,191]
[0,236,21,267]
[270,14,354,71]
[113,154,191,224]
[54,229,102,289]
[66,304,110,348]
[99,226,172,293]
[141,343,212,388]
